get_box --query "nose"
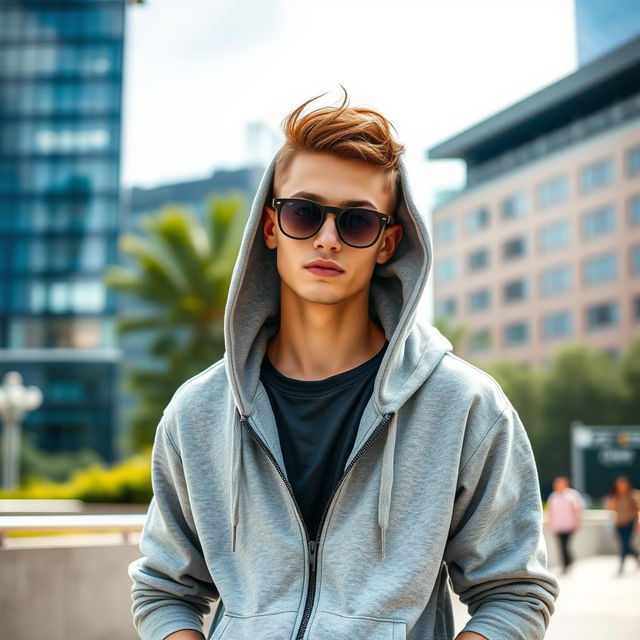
[312,212,341,249]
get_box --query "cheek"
[274,240,304,281]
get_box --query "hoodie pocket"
[311,610,407,639]
[207,609,299,640]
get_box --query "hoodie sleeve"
[443,402,560,640]
[128,414,219,640]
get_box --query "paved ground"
[450,554,640,639]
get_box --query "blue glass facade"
[575,0,640,65]
[0,1,127,463]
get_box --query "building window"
[581,204,615,239]
[537,174,569,209]
[434,218,456,246]
[586,301,619,330]
[434,257,458,285]
[631,244,640,276]
[503,235,526,260]
[7,317,113,348]
[467,248,490,272]
[435,297,457,317]
[468,289,491,313]
[541,311,572,340]
[504,278,528,303]
[579,157,614,193]
[465,206,490,234]
[538,219,570,252]
[501,191,528,220]
[627,144,640,177]
[629,194,640,227]
[469,329,491,352]
[504,321,528,345]
[540,264,572,296]
[583,251,618,285]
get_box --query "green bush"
[0,445,153,504]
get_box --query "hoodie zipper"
[240,412,394,640]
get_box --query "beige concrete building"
[427,35,640,368]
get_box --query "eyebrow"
[289,190,379,210]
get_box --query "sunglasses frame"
[271,197,396,249]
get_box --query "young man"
[129,88,560,640]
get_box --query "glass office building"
[0,2,130,463]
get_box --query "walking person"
[545,475,584,574]
[604,475,640,575]
[128,86,559,640]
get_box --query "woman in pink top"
[545,475,584,574]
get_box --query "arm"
[443,403,560,640]
[165,632,205,640]
[456,633,489,640]
[128,413,218,640]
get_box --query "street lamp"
[0,371,43,490]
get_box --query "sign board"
[571,422,640,498]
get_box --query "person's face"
[262,151,403,307]
[616,478,629,493]
[553,477,569,491]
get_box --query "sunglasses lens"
[339,209,380,247]
[280,200,322,238]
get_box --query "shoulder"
[426,351,515,454]
[432,351,512,423]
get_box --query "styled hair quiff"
[273,84,406,213]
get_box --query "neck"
[267,282,386,381]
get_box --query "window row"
[0,158,120,194]
[0,235,118,273]
[2,120,120,155]
[0,6,124,41]
[434,147,640,243]
[1,279,116,314]
[436,247,640,313]
[0,43,122,78]
[464,299,636,352]
[6,316,116,349]
[0,79,120,116]
[435,211,640,284]
[0,195,120,232]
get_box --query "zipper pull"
[308,540,318,573]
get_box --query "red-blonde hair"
[273,84,405,213]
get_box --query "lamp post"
[0,371,43,490]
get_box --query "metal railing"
[0,513,146,546]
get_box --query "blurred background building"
[427,28,640,368]
[0,1,140,463]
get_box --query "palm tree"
[104,191,248,449]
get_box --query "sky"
[121,0,577,213]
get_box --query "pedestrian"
[545,475,584,574]
[604,475,640,575]
[128,85,560,640]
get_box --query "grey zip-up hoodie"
[128,146,560,640]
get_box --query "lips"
[305,263,344,277]
[304,261,344,272]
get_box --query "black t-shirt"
[260,340,389,539]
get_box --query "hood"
[222,145,453,556]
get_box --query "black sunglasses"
[271,197,396,249]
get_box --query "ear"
[262,205,278,249]
[375,224,403,265]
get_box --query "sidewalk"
[450,554,640,639]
